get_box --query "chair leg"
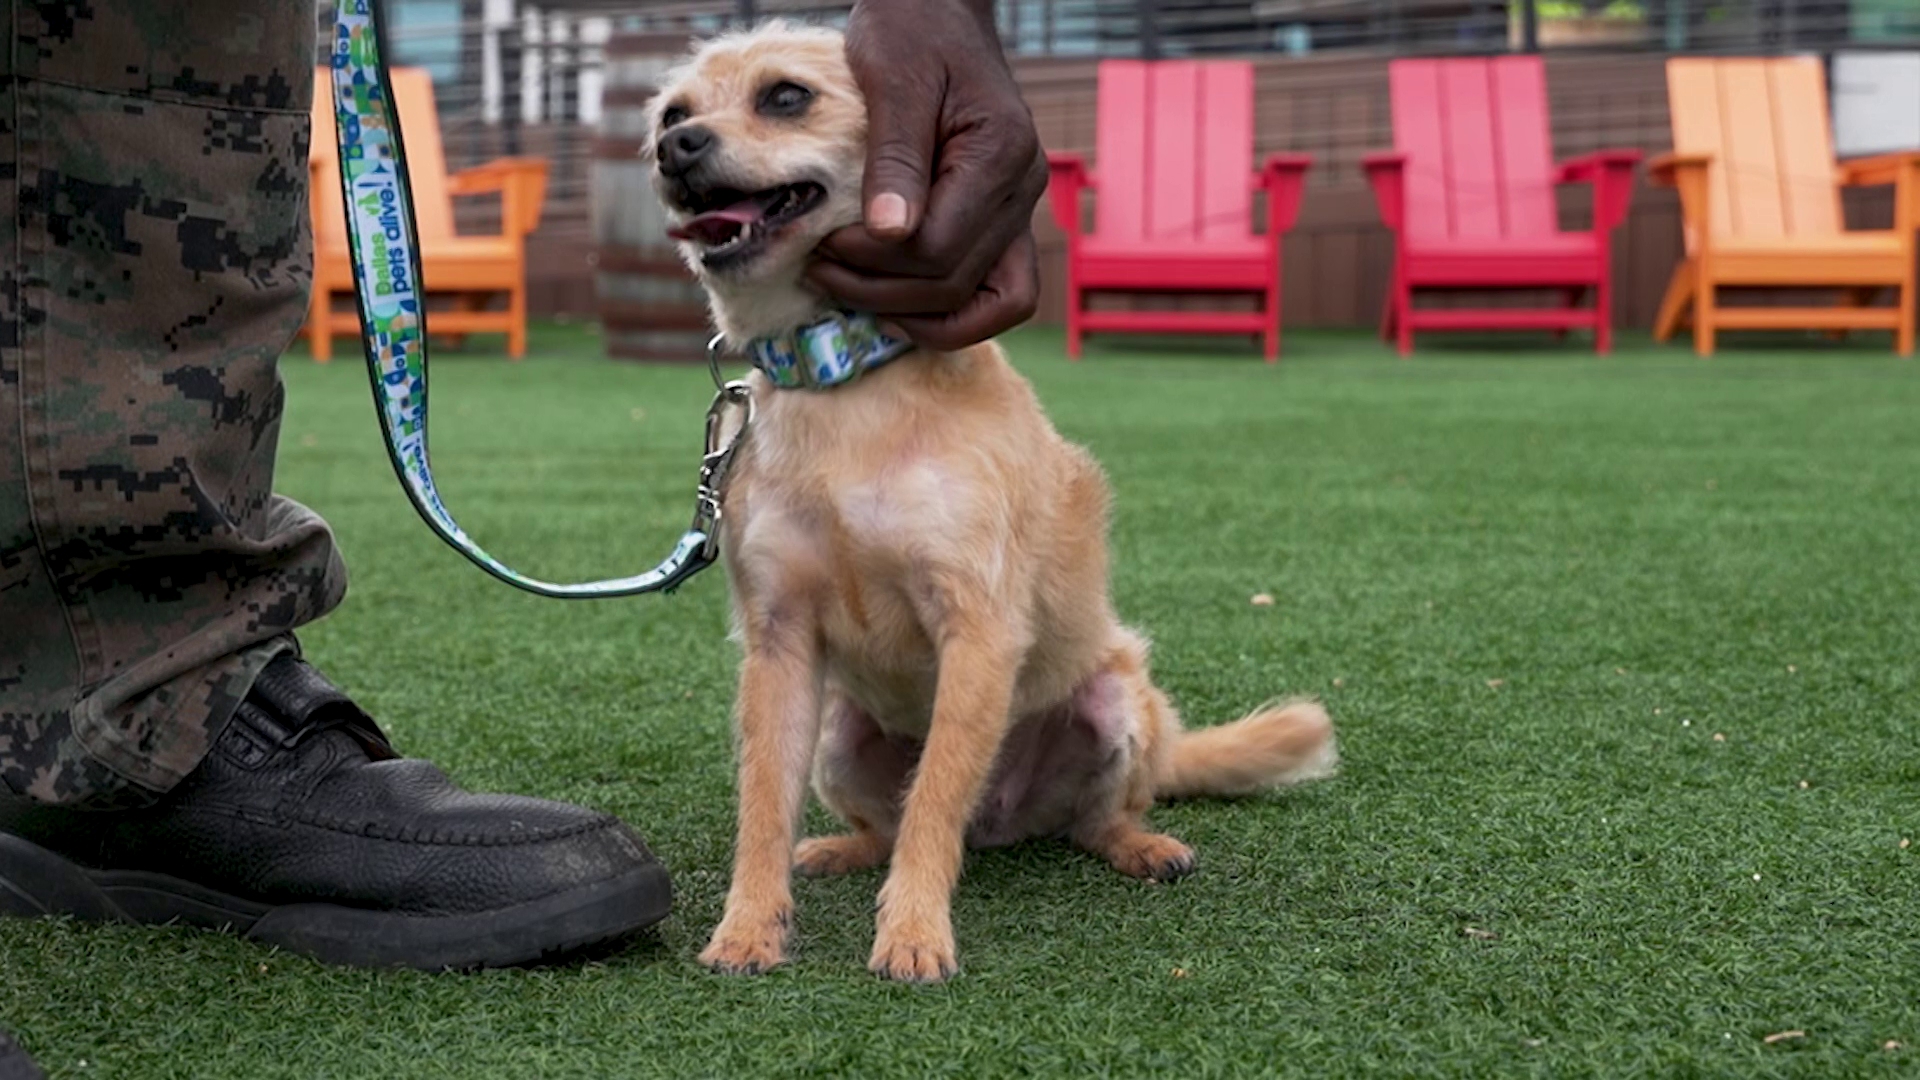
[1394,275,1414,358]
[1826,286,1879,342]
[1653,261,1694,344]
[1264,270,1281,364]
[1554,286,1585,344]
[444,293,488,352]
[508,286,527,360]
[1594,274,1613,357]
[1898,278,1915,358]
[309,286,332,364]
[1692,267,1716,358]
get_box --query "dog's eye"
[660,103,690,129]
[757,81,813,119]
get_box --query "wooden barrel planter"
[593,33,709,362]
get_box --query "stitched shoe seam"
[178,803,627,847]
[269,868,650,920]
[78,857,653,920]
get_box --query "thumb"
[860,76,938,240]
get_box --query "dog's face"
[648,25,865,286]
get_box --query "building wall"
[1019,50,1907,331]
[521,49,1892,329]
[1029,50,1656,329]
[425,42,1903,330]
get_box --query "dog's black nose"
[657,125,715,176]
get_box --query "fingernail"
[868,193,909,234]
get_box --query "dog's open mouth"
[667,181,827,269]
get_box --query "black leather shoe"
[0,657,671,970]
[0,1032,44,1080]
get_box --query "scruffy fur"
[650,23,1337,983]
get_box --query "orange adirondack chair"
[305,67,549,361]
[1652,57,1920,356]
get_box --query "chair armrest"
[1557,149,1642,232]
[1842,153,1920,237]
[1648,153,1715,254]
[1255,153,1313,234]
[1046,152,1093,237]
[1838,151,1920,189]
[1555,149,1642,184]
[1648,152,1711,188]
[448,156,550,236]
[1362,151,1407,232]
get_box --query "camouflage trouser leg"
[0,2,349,808]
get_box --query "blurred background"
[314,1,1920,354]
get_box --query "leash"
[327,1,749,598]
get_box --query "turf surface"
[5,324,1920,1078]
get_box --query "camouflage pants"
[0,2,347,808]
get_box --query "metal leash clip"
[693,335,755,561]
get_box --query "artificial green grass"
[6,323,1920,1078]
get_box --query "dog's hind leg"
[797,696,910,877]
[1068,640,1196,882]
[1081,816,1198,882]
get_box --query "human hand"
[806,0,1048,350]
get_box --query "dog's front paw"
[869,904,957,983]
[700,907,792,975]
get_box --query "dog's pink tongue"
[668,199,763,244]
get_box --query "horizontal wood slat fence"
[1019,50,1896,332]
[503,47,1896,336]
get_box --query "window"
[388,0,464,84]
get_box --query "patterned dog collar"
[745,313,914,391]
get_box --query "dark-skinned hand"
[807,0,1049,351]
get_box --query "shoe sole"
[0,833,671,971]
[0,1030,43,1080]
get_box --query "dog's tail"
[1154,699,1338,800]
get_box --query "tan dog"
[649,23,1337,983]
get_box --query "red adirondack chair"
[1046,60,1312,362]
[1364,56,1640,356]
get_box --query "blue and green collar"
[744,313,914,391]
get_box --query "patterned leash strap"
[329,1,748,598]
